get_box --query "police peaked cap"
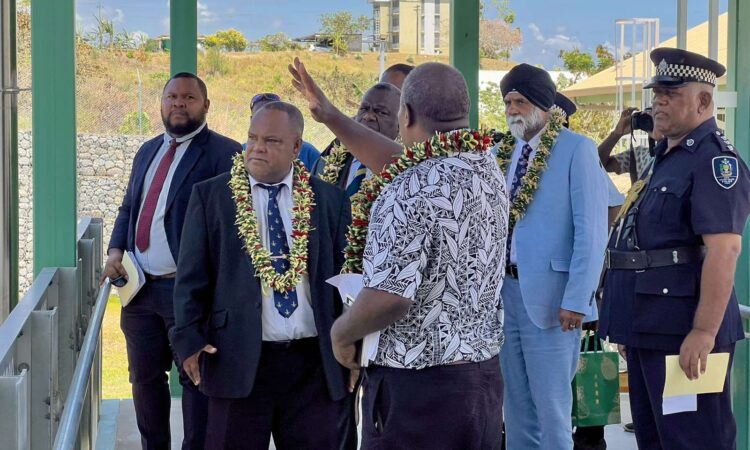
[644,47,726,89]
[501,63,557,111]
[554,92,577,117]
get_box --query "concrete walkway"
[98,395,637,449]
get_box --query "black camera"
[631,109,654,132]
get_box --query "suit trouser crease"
[120,279,208,450]
[500,277,581,450]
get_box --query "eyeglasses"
[251,93,281,109]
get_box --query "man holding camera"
[599,107,663,183]
[599,48,750,449]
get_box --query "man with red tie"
[102,72,241,449]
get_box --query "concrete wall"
[18,132,147,294]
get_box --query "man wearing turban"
[497,63,609,449]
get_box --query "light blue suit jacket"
[509,128,608,329]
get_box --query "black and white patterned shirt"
[362,150,508,369]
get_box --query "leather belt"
[506,264,519,279]
[605,246,704,270]
[261,337,318,351]
[144,272,176,281]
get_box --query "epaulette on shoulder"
[710,129,738,155]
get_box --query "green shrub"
[119,111,152,135]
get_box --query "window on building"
[374,7,381,36]
[434,32,440,49]
[392,33,399,45]
[392,15,399,28]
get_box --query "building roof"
[562,13,728,100]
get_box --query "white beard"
[507,107,546,141]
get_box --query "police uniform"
[599,48,750,450]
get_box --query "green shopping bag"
[571,332,621,427]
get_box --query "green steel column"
[31,0,77,274]
[168,0,197,396]
[450,0,479,128]
[729,0,750,447]
[170,0,197,75]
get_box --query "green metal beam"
[450,0,479,128]
[31,0,77,274]
[170,0,197,75]
[728,0,750,447]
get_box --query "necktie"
[346,161,367,197]
[506,144,534,263]
[136,139,179,252]
[509,144,534,201]
[258,184,298,318]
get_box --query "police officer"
[599,48,750,449]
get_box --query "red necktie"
[135,139,178,252]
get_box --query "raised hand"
[288,57,337,123]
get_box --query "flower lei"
[495,108,565,230]
[319,140,350,184]
[342,129,494,274]
[229,154,314,292]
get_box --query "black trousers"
[628,344,736,450]
[120,278,208,450]
[361,356,504,450]
[204,337,352,450]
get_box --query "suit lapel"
[132,138,163,210]
[307,195,321,287]
[165,128,209,212]
[338,153,355,189]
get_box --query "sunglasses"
[251,93,281,109]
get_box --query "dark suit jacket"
[108,126,242,262]
[311,139,355,190]
[170,173,352,401]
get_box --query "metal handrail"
[740,305,750,339]
[52,278,111,450]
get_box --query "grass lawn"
[102,295,131,399]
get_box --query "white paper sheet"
[662,394,697,415]
[326,273,380,367]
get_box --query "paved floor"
[99,395,637,449]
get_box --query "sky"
[75,0,729,69]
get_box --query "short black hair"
[368,82,401,95]
[402,62,469,128]
[384,63,415,77]
[253,101,304,139]
[164,72,208,100]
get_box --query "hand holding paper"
[326,274,380,367]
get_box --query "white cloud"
[112,8,124,23]
[197,1,218,23]
[132,31,149,47]
[527,23,582,52]
[529,23,544,42]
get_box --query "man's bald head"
[401,62,470,133]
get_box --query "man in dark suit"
[102,72,242,450]
[311,82,400,195]
[171,101,353,449]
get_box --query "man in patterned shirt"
[290,59,508,449]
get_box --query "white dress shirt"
[135,122,207,275]
[505,128,544,265]
[248,166,317,342]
